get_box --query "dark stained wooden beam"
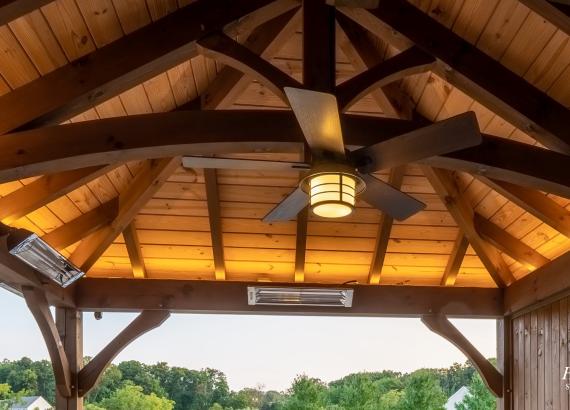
[41,198,119,250]
[367,167,404,284]
[336,12,412,118]
[518,0,570,36]
[303,0,336,91]
[0,165,113,224]
[54,308,82,409]
[480,177,570,237]
[504,251,570,315]
[123,222,146,279]
[70,158,179,272]
[496,316,512,409]
[77,310,169,396]
[422,313,503,397]
[74,278,504,317]
[22,287,71,397]
[336,46,434,110]
[441,233,469,286]
[0,0,293,134]
[197,32,302,103]
[204,169,226,281]
[422,135,570,199]
[474,213,551,269]
[2,112,570,198]
[340,0,570,154]
[0,0,53,26]
[202,8,301,109]
[423,167,515,287]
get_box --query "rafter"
[0,0,53,26]
[338,0,570,154]
[70,158,179,272]
[422,167,514,287]
[422,313,503,397]
[22,287,71,397]
[441,233,469,286]
[473,213,551,270]
[75,278,504,317]
[336,46,434,110]
[480,177,570,237]
[0,0,295,134]
[78,310,169,396]
[204,169,226,281]
[368,167,404,284]
[202,8,301,109]
[518,0,570,36]
[2,113,570,198]
[335,15,405,117]
[123,222,146,279]
[198,33,302,104]
[41,198,119,250]
[0,165,113,224]
[505,251,570,315]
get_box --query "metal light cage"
[247,286,354,307]
[7,229,85,288]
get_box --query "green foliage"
[0,357,498,410]
[101,382,174,410]
[455,373,496,410]
[86,365,123,404]
[399,369,446,410]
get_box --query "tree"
[378,390,403,410]
[260,390,285,410]
[101,383,174,410]
[86,365,123,404]
[282,375,327,410]
[7,368,37,394]
[117,361,165,397]
[327,372,383,409]
[455,373,496,410]
[399,370,446,410]
[85,404,106,410]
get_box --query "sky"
[0,289,496,391]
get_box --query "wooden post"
[497,317,513,410]
[55,308,83,410]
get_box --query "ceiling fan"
[182,87,482,222]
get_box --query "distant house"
[445,386,470,410]
[7,396,53,410]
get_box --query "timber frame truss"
[0,0,570,407]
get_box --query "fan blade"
[182,156,310,170]
[263,187,310,222]
[360,174,425,220]
[284,87,346,159]
[350,112,482,174]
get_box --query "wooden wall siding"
[0,0,569,285]
[512,297,570,409]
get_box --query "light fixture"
[7,228,84,288]
[247,286,354,307]
[301,164,365,219]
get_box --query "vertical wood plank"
[560,298,568,409]
[553,302,561,410]
[525,313,532,409]
[514,316,521,410]
[532,311,538,410]
[545,305,552,410]
[538,307,545,410]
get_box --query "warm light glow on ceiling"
[309,173,356,218]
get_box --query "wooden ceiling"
[0,0,569,289]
